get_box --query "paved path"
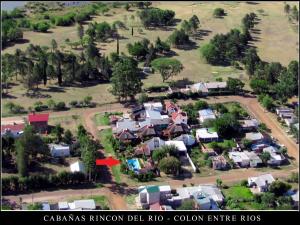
[2,95,298,209]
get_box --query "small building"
[187,82,209,95]
[42,202,51,211]
[135,137,165,156]
[263,146,285,166]
[196,128,219,143]
[276,108,293,116]
[139,185,161,208]
[1,123,25,138]
[251,143,270,153]
[115,129,137,143]
[205,82,227,91]
[144,102,163,112]
[130,105,146,121]
[58,201,69,210]
[198,109,216,123]
[163,123,190,139]
[211,155,227,170]
[240,119,259,131]
[245,132,265,143]
[28,113,49,133]
[279,112,295,119]
[248,174,275,193]
[70,161,85,173]
[49,144,70,157]
[171,111,188,124]
[146,110,170,127]
[173,134,196,146]
[284,117,297,127]
[229,151,250,168]
[244,151,263,167]
[193,191,211,210]
[165,101,179,115]
[137,124,157,140]
[69,199,96,210]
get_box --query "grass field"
[2,2,299,112]
[223,185,254,200]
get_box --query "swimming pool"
[127,158,141,171]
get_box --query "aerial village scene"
[1,1,299,211]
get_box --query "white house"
[198,109,216,123]
[245,132,265,143]
[263,146,285,166]
[135,137,166,156]
[229,151,250,167]
[138,185,161,207]
[49,144,70,157]
[196,128,219,143]
[240,119,259,131]
[70,161,85,173]
[248,174,275,193]
[244,151,262,167]
[173,134,196,146]
[144,102,163,112]
[276,108,293,115]
[58,199,96,210]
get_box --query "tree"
[260,192,276,208]
[260,151,271,165]
[177,199,195,210]
[213,113,239,138]
[138,92,149,104]
[125,3,130,11]
[110,56,142,101]
[83,95,93,106]
[151,58,183,82]
[181,20,192,35]
[284,3,290,14]
[16,138,28,177]
[291,5,299,21]
[227,77,245,93]
[51,39,57,52]
[63,130,73,144]
[213,8,225,17]
[194,100,209,110]
[80,136,96,181]
[158,156,181,175]
[77,23,84,47]
[1,53,14,94]
[200,43,219,65]
[127,41,149,60]
[51,124,64,143]
[261,95,274,111]
[53,50,64,86]
[269,181,291,196]
[77,124,87,137]
[216,178,223,187]
[155,37,170,54]
[250,79,269,94]
[168,29,190,48]
[46,99,56,110]
[189,15,200,34]
[243,48,261,75]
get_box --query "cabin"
[28,113,49,133]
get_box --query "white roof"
[229,151,250,163]
[144,102,163,111]
[159,185,171,192]
[249,174,275,187]
[198,109,216,120]
[199,185,224,203]
[292,191,299,202]
[245,132,264,141]
[58,201,69,209]
[70,199,96,210]
[173,134,196,146]
[42,203,50,210]
[49,144,70,150]
[165,140,187,152]
[242,119,259,127]
[70,161,85,173]
[190,82,208,92]
[294,123,299,130]
[196,128,218,139]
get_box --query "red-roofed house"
[1,123,25,138]
[28,113,49,133]
[165,101,178,115]
[171,111,188,124]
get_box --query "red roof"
[165,101,178,110]
[1,123,25,133]
[171,111,187,121]
[28,113,49,122]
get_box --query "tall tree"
[151,57,183,82]
[110,56,142,101]
[53,50,64,86]
[51,39,57,52]
[77,23,84,47]
[2,54,14,94]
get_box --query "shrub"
[213,8,226,17]
[32,21,50,32]
[54,101,66,111]
[5,102,25,114]
[69,100,78,108]
[158,156,181,175]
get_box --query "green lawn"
[98,128,121,183]
[223,185,254,201]
[94,114,110,126]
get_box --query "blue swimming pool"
[127,158,141,171]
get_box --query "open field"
[2,1,299,111]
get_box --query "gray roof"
[245,132,264,141]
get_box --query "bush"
[32,21,50,32]
[158,156,181,175]
[138,92,149,104]
[69,100,78,108]
[5,102,25,114]
[54,101,66,111]
[213,8,226,17]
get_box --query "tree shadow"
[175,40,199,51]
[251,28,261,34]
[2,39,30,50]
[168,78,193,88]
[2,93,17,99]
[23,91,51,99]
[46,86,66,93]
[194,29,213,40]
[246,1,259,5]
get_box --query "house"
[284,117,297,127]
[229,151,250,168]
[240,119,259,131]
[251,143,269,153]
[144,102,163,112]
[192,191,211,210]
[130,105,146,121]
[276,108,293,116]
[244,151,262,167]
[1,123,25,138]
[198,109,216,123]
[114,118,141,133]
[49,144,70,157]
[70,161,85,173]
[196,128,219,143]
[173,134,196,146]
[165,140,187,154]
[58,199,96,210]
[137,124,158,140]
[115,129,137,143]
[187,82,209,95]
[211,155,227,170]
[248,174,275,193]
[145,109,170,127]
[165,101,179,115]
[263,146,285,166]
[159,185,172,201]
[163,123,189,138]
[171,111,188,124]
[139,185,161,208]
[205,82,227,91]
[279,112,295,119]
[28,113,49,133]
[135,137,165,156]
[245,132,265,143]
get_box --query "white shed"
[70,161,85,173]
[49,144,70,157]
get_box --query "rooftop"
[165,140,187,152]
[245,132,264,141]
[1,123,25,133]
[28,113,49,122]
[196,128,218,139]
